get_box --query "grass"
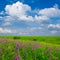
[0,36,60,60]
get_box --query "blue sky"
[0,0,60,35]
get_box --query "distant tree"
[33,38,37,41]
[13,36,20,39]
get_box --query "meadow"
[0,36,60,60]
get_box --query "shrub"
[13,36,20,39]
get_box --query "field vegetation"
[0,36,60,60]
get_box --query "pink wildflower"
[0,49,2,53]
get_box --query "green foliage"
[0,36,60,60]
[13,36,21,39]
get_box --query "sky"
[0,0,60,36]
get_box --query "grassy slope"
[0,36,60,60]
[0,36,60,44]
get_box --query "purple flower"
[31,42,40,50]
[33,42,40,48]
[17,42,21,51]
[14,55,21,60]
[0,49,2,53]
[14,56,19,60]
[14,40,23,51]
[0,38,7,43]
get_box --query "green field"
[0,36,60,60]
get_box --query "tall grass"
[0,36,60,60]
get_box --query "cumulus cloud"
[48,24,60,35]
[4,1,60,21]
[48,24,60,29]
[0,16,15,21]
[35,15,49,21]
[39,4,60,18]
[0,11,5,15]
[0,28,12,33]
[0,16,3,20]
[14,27,44,35]
[2,22,11,26]
[0,1,60,22]
[5,1,34,21]
[0,1,60,35]
[5,1,31,16]
[50,30,58,34]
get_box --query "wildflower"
[0,49,2,53]
[0,38,7,43]
[17,43,21,51]
[14,55,22,60]
[14,56,19,60]
[33,42,40,49]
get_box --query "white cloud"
[35,15,49,21]
[0,2,60,35]
[0,16,15,21]
[50,30,58,34]
[19,15,34,21]
[0,16,3,20]
[30,27,43,31]
[0,28,12,33]
[48,24,60,29]
[2,22,11,26]
[0,2,60,22]
[5,1,34,21]
[0,11,5,15]
[5,1,31,16]
[39,4,60,18]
